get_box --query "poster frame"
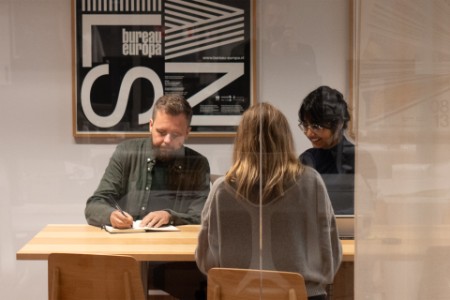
[71,0,256,138]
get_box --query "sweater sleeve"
[195,178,222,274]
[316,171,343,281]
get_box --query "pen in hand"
[114,201,127,217]
[108,196,133,228]
[109,197,127,218]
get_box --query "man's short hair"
[152,94,193,125]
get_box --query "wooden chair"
[48,253,146,300]
[207,268,308,300]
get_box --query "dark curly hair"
[298,85,350,131]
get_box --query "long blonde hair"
[226,103,303,204]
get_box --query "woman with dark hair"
[196,103,342,300]
[298,85,354,214]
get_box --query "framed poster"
[72,0,255,138]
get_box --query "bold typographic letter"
[81,64,163,128]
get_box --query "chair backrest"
[48,253,146,300]
[207,268,308,300]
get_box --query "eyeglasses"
[298,122,326,134]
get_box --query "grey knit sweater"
[195,166,342,297]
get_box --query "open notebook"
[103,220,179,233]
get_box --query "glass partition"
[3,0,351,299]
[4,0,450,299]
[354,0,450,299]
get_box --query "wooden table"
[17,224,355,300]
[16,224,201,262]
[16,224,354,262]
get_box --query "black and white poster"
[73,0,254,137]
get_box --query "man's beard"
[154,146,183,161]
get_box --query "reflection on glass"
[355,0,450,299]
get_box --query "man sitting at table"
[85,94,210,229]
[84,94,210,300]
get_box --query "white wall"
[0,0,349,298]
